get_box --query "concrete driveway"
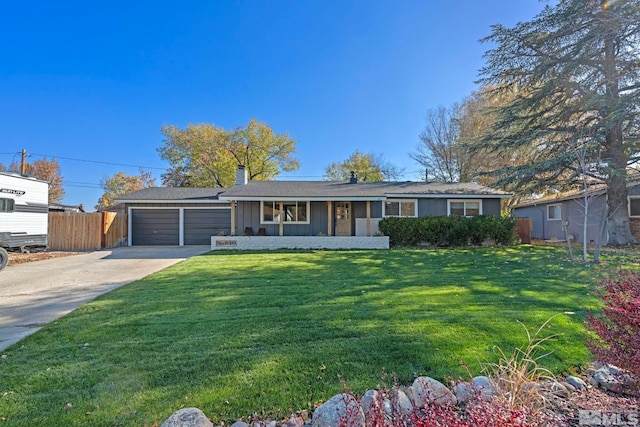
[0,246,211,351]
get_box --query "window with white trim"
[261,201,309,224]
[547,204,562,221]
[383,199,417,217]
[629,197,640,217]
[0,198,14,213]
[448,199,481,217]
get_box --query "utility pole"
[20,149,27,175]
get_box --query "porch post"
[279,201,284,236]
[230,201,236,236]
[366,200,371,236]
[327,200,333,236]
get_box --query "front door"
[335,202,351,236]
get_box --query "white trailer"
[0,172,49,270]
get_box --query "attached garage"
[131,209,179,245]
[115,188,231,247]
[184,208,231,245]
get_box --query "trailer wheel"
[0,247,8,271]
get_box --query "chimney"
[349,171,358,184]
[236,165,248,185]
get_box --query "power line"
[29,152,168,171]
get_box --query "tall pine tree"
[478,0,640,245]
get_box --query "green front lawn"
[0,246,630,425]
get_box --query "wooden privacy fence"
[516,217,533,244]
[48,212,128,251]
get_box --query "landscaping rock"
[230,422,249,427]
[594,364,628,394]
[409,376,457,407]
[394,388,414,416]
[566,376,587,390]
[454,376,497,404]
[311,393,365,427]
[454,382,475,405]
[160,407,213,427]
[550,381,569,398]
[360,390,392,419]
[281,415,303,427]
[562,381,576,393]
[472,376,497,397]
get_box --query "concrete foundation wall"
[211,236,389,250]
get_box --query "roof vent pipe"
[349,171,358,184]
[236,165,248,185]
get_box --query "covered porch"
[227,198,385,237]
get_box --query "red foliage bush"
[352,387,565,427]
[587,270,640,387]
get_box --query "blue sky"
[0,1,547,209]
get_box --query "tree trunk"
[607,176,636,246]
[602,26,636,246]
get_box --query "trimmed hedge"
[378,215,518,247]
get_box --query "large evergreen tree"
[478,0,640,245]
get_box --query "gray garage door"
[184,209,231,245]
[132,209,179,245]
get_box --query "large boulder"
[311,393,365,427]
[160,408,213,427]
[409,376,457,407]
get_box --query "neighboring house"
[115,187,231,246]
[511,182,640,244]
[116,166,510,247]
[218,166,510,238]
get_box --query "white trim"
[383,199,418,217]
[547,204,562,221]
[220,196,386,202]
[179,208,184,246]
[628,196,640,218]
[128,206,133,246]
[116,199,231,205]
[260,200,311,225]
[447,199,483,216]
[386,193,508,199]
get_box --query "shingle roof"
[114,181,510,202]
[219,180,510,199]
[115,187,225,202]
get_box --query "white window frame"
[260,201,311,224]
[447,199,482,217]
[547,204,562,221]
[628,197,640,218]
[383,199,418,217]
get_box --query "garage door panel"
[132,209,179,246]
[184,209,231,245]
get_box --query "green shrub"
[379,215,517,247]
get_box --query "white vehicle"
[0,172,49,270]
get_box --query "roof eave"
[115,199,230,204]
[385,193,511,199]
[218,196,387,201]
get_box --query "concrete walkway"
[0,246,210,351]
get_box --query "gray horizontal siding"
[512,194,607,243]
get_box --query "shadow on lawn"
[0,246,600,426]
